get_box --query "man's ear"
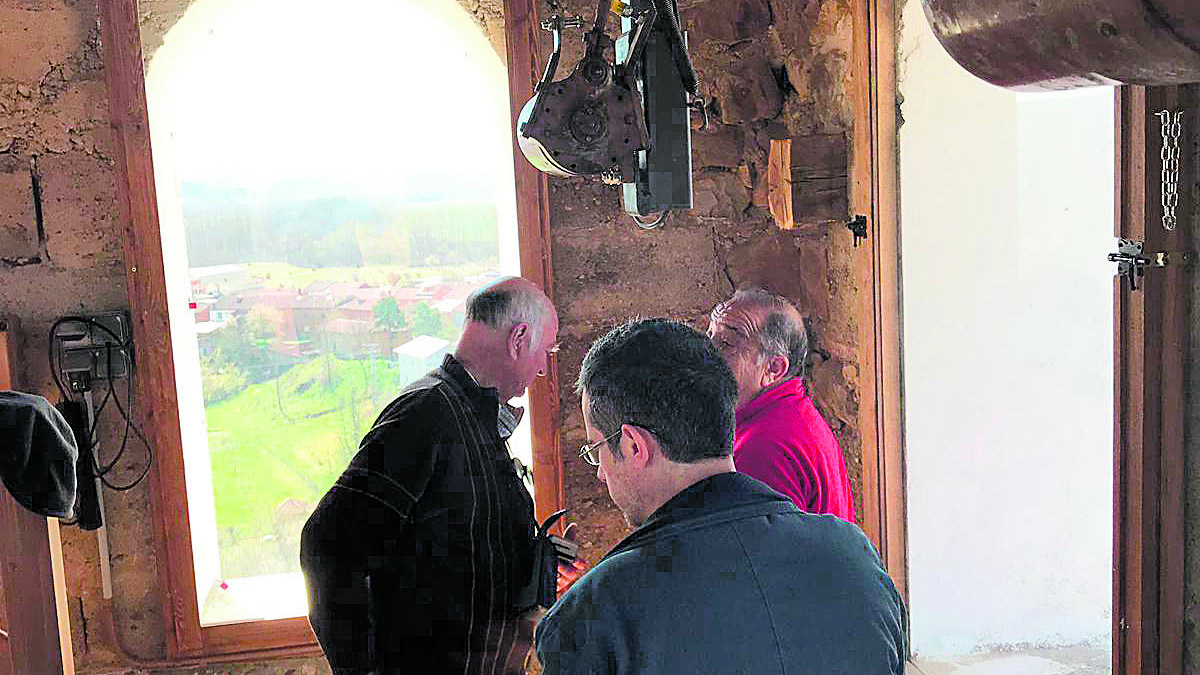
[508,322,529,359]
[623,424,657,470]
[763,354,789,386]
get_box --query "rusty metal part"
[920,0,1200,90]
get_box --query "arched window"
[105,0,559,655]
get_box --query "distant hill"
[180,183,500,269]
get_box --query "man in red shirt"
[707,288,856,522]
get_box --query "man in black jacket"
[537,318,907,675]
[301,276,571,674]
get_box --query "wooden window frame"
[852,0,1190,670]
[99,0,561,659]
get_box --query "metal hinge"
[1108,238,1189,291]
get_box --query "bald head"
[723,288,808,380]
[465,276,554,342]
[457,276,559,401]
[708,288,809,405]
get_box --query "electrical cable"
[93,344,123,474]
[98,347,152,491]
[649,0,699,96]
[87,349,116,455]
[632,209,669,229]
[46,315,153,492]
[47,317,76,402]
[98,346,152,491]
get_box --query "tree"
[373,297,407,332]
[409,302,443,337]
[199,349,248,404]
[210,305,285,376]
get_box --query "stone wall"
[0,0,861,672]
[548,0,862,562]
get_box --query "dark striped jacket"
[301,355,538,675]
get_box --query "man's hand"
[555,522,589,594]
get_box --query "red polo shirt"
[733,378,856,523]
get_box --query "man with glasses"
[537,318,906,675]
[301,276,582,675]
[707,287,856,522]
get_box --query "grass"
[203,355,429,577]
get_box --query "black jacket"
[301,355,537,674]
[537,472,907,675]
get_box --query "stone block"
[713,58,784,124]
[38,151,121,269]
[552,224,725,324]
[683,0,772,45]
[809,355,856,425]
[692,125,744,169]
[785,48,850,124]
[769,0,823,48]
[0,168,38,262]
[724,233,830,320]
[0,7,82,83]
[692,171,750,219]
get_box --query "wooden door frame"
[1113,84,1191,675]
[99,0,561,659]
[851,0,908,605]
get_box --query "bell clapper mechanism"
[516,0,703,228]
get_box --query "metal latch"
[1108,239,1181,291]
[846,214,868,247]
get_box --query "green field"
[204,355,429,578]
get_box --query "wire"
[47,315,153,492]
[47,317,76,401]
[93,344,123,474]
[87,352,115,455]
[632,210,669,229]
[98,348,152,491]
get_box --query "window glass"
[144,0,527,625]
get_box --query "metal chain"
[1156,109,1183,231]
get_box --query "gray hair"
[732,288,809,381]
[464,277,549,341]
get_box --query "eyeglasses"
[578,428,623,466]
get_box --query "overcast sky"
[145,0,515,199]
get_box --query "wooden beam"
[767,134,849,230]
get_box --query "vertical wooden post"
[0,317,75,675]
[501,0,564,528]
[1113,83,1193,675]
[851,0,908,605]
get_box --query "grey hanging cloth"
[0,390,78,518]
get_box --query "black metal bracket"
[847,214,868,247]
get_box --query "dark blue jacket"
[537,472,907,675]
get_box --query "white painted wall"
[898,0,1115,659]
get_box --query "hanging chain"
[1156,109,1183,231]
